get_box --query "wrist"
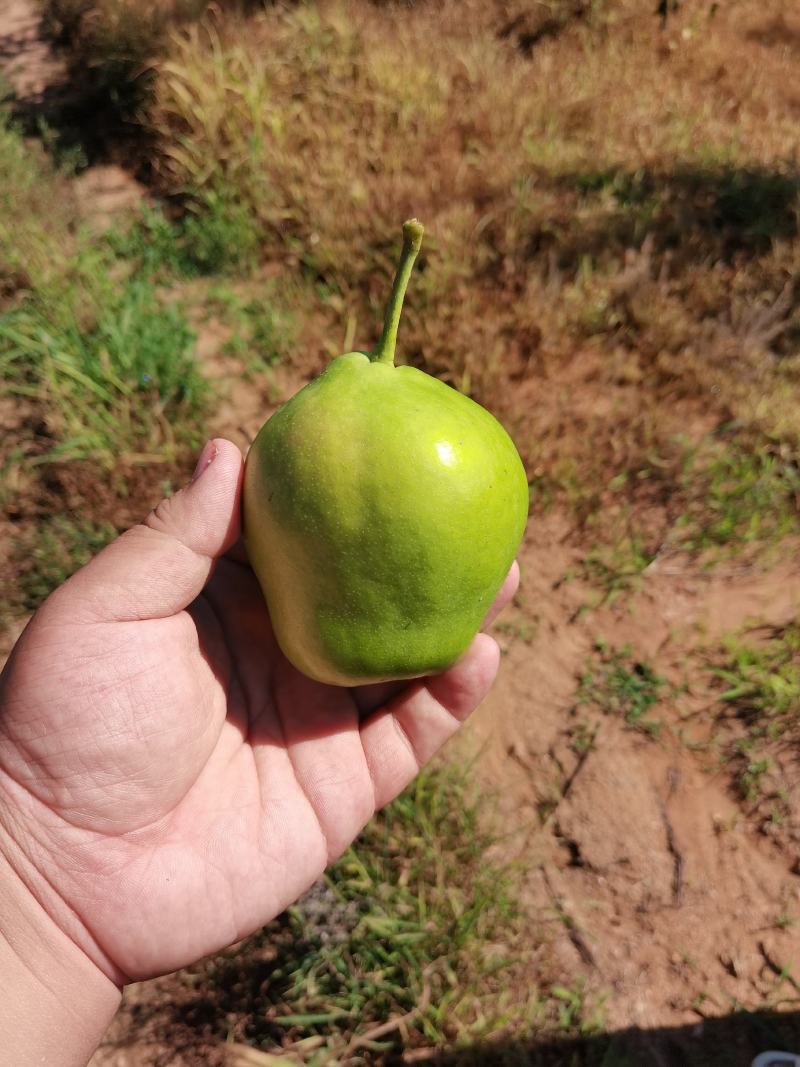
[0,844,121,1067]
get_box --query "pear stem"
[371,219,424,366]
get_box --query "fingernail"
[191,440,217,483]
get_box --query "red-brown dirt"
[471,523,800,1038]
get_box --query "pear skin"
[244,221,529,685]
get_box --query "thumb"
[51,439,244,624]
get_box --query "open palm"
[0,440,514,984]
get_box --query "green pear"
[243,220,529,686]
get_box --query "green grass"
[676,440,800,557]
[103,204,293,380]
[205,281,297,377]
[172,766,541,1061]
[0,106,218,470]
[0,104,77,302]
[107,197,260,279]
[715,626,800,725]
[550,981,607,1037]
[1,275,205,464]
[573,434,800,610]
[736,751,772,804]
[713,625,800,803]
[181,193,260,275]
[493,619,538,646]
[0,103,278,476]
[579,533,655,609]
[577,641,666,737]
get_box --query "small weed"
[715,626,800,729]
[105,206,188,277]
[691,991,711,1014]
[216,291,296,376]
[738,753,772,804]
[12,514,118,610]
[568,718,598,757]
[181,192,260,275]
[578,641,666,737]
[493,617,539,646]
[551,980,606,1036]
[676,441,800,557]
[712,625,800,805]
[108,195,259,278]
[580,533,655,609]
[677,950,698,971]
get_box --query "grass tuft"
[578,641,666,737]
[676,440,800,557]
[108,198,259,279]
[713,625,800,804]
[205,283,297,377]
[1,275,205,464]
[0,104,209,469]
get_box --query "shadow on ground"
[103,924,800,1067]
[516,164,800,269]
[429,1012,800,1067]
[100,1001,800,1067]
[0,0,280,167]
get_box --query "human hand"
[0,439,516,1023]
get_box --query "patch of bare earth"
[73,164,147,232]
[469,524,800,1049]
[185,275,324,459]
[0,0,65,99]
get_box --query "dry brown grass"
[11,0,800,573]
[35,0,212,141]
[143,0,800,499]
[0,119,78,306]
